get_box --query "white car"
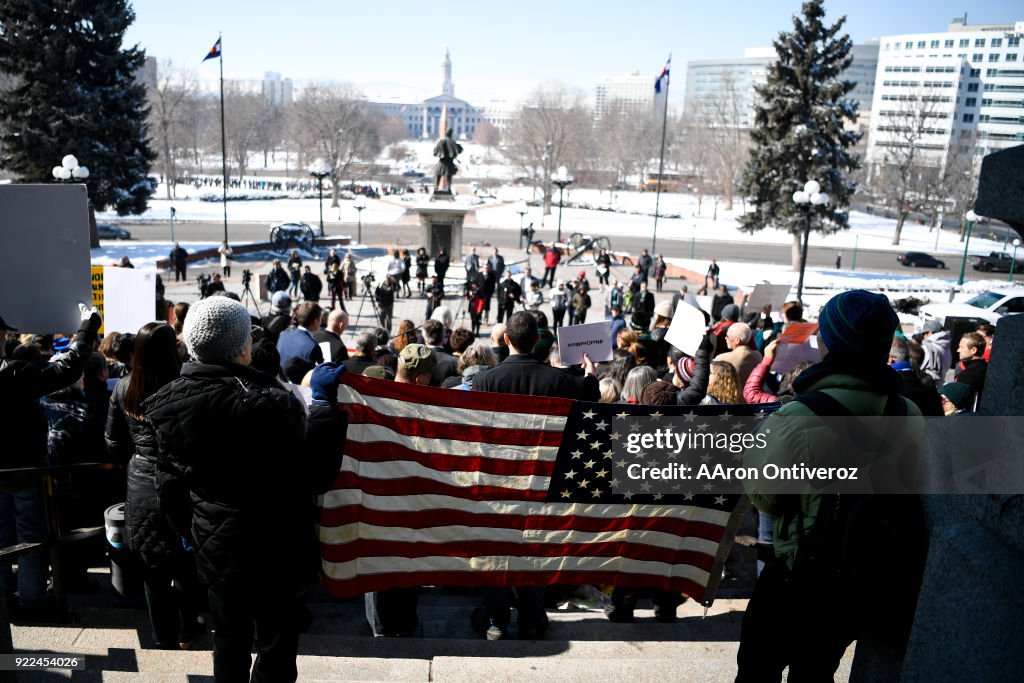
[920,288,1024,326]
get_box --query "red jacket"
[543,248,561,268]
[743,360,778,404]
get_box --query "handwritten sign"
[557,320,613,366]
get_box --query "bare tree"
[472,120,501,159]
[148,60,197,198]
[868,87,950,244]
[690,73,750,212]
[290,84,384,206]
[505,84,593,215]
[379,116,410,146]
[223,88,264,182]
[594,100,662,189]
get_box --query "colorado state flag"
[654,57,670,94]
[202,38,221,62]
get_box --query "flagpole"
[218,36,228,244]
[652,55,671,255]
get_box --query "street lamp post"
[354,196,367,245]
[958,210,979,286]
[309,159,332,238]
[852,233,859,271]
[792,180,829,304]
[551,166,573,244]
[52,154,89,182]
[516,202,528,250]
[1010,238,1021,283]
[170,207,176,242]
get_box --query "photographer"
[424,275,445,320]
[465,279,485,338]
[374,276,396,334]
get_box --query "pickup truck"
[972,251,1024,273]
[920,288,1024,326]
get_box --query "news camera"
[242,268,253,287]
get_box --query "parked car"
[920,288,1024,326]
[897,252,945,269]
[269,222,315,251]
[972,251,1024,273]
[97,223,131,240]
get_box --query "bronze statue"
[432,128,462,192]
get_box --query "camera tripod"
[240,275,263,323]
[353,278,383,332]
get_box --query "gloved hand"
[310,362,346,404]
[698,331,715,354]
[77,303,102,342]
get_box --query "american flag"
[319,373,769,605]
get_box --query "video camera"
[242,269,253,287]
[197,273,212,298]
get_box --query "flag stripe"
[346,440,557,478]
[339,459,550,493]
[320,522,722,557]
[319,569,707,599]
[340,374,573,417]
[346,405,564,449]
[319,504,731,540]
[339,385,570,431]
[331,472,547,502]
[323,554,708,584]
[321,539,717,570]
[321,490,734,526]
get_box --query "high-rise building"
[262,71,293,108]
[865,19,1024,168]
[595,73,654,119]
[684,43,879,129]
[134,56,158,91]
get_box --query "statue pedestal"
[415,201,470,259]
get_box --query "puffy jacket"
[1,338,92,488]
[742,357,923,569]
[106,376,183,564]
[543,248,561,269]
[143,362,346,599]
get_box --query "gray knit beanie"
[183,296,252,364]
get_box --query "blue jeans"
[0,482,49,607]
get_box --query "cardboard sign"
[0,184,92,333]
[746,284,793,313]
[664,299,708,356]
[778,322,819,345]
[771,336,823,374]
[91,266,105,335]
[557,320,613,366]
[102,267,157,334]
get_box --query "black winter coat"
[474,354,599,401]
[1,339,92,487]
[143,362,346,599]
[106,376,184,564]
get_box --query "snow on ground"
[101,182,1010,260]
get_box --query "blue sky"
[125,0,1021,103]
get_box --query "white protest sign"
[664,299,707,356]
[101,267,157,334]
[319,341,333,362]
[0,184,92,333]
[694,295,713,316]
[557,320,613,366]
[747,284,793,313]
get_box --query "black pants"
[542,267,557,288]
[223,264,231,278]
[497,303,515,324]
[736,560,852,683]
[208,588,302,683]
[551,308,566,330]
[482,585,547,633]
[174,265,186,282]
[141,555,203,644]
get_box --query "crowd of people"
[0,237,1003,681]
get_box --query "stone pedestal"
[414,201,470,260]
[894,313,1024,683]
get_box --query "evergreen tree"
[0,0,155,215]
[737,0,860,268]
